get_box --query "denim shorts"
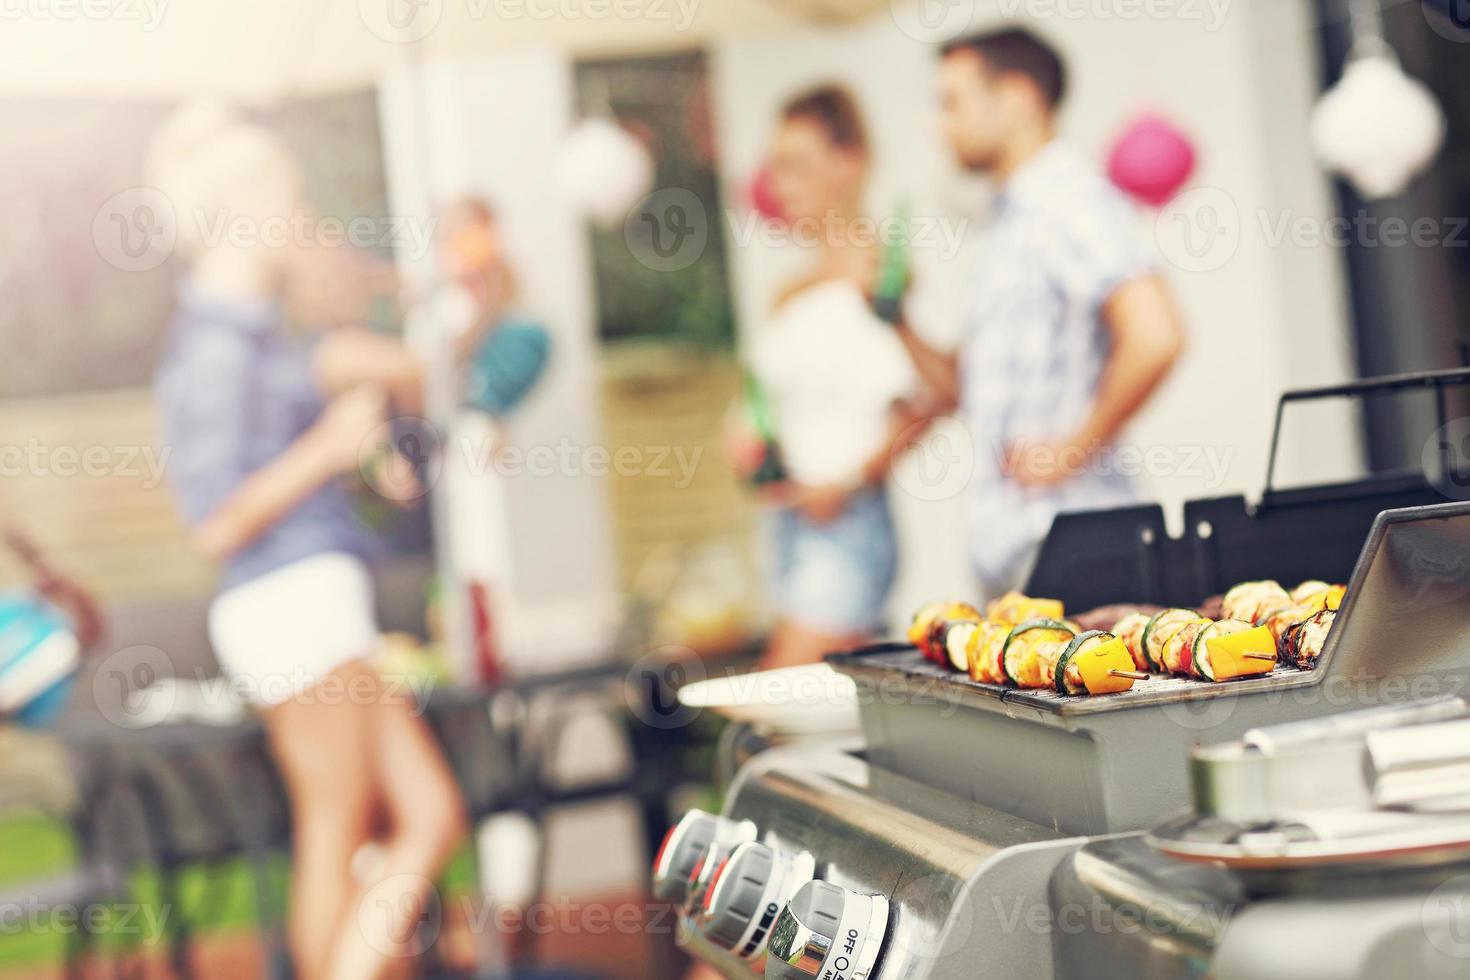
[766,487,897,636]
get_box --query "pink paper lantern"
[749,166,784,223]
[1107,114,1197,207]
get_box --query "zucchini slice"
[1141,608,1196,671]
[943,621,978,672]
[1002,618,1075,687]
[1192,618,1252,681]
[1053,630,1113,695]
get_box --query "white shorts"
[208,552,380,707]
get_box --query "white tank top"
[748,279,919,486]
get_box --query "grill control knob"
[652,810,757,905]
[765,881,888,980]
[696,841,816,963]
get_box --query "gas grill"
[659,371,1470,980]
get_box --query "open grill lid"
[1027,367,1470,612]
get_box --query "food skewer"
[905,578,1344,695]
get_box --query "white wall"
[380,53,637,910]
[380,51,622,670]
[711,1,1363,622]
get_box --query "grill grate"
[832,646,1317,717]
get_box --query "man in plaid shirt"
[896,28,1187,597]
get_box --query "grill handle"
[1242,695,1468,755]
[1368,720,1470,809]
[1262,366,1470,506]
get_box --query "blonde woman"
[150,102,464,980]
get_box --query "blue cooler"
[0,591,80,728]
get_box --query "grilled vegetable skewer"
[1141,608,1197,672]
[1280,608,1335,670]
[1002,619,1076,688]
[907,576,1343,694]
[908,601,982,664]
[1051,631,1147,695]
[987,591,1064,626]
[1111,612,1152,672]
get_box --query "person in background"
[744,86,940,671]
[902,27,1187,598]
[149,101,465,980]
[434,196,519,352]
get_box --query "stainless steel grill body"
[714,741,1084,980]
[681,499,1470,979]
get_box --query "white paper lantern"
[1310,52,1445,200]
[556,117,655,228]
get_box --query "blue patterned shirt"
[962,141,1153,596]
[155,284,380,590]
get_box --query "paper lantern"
[749,166,784,222]
[1107,114,1197,207]
[1310,53,1445,200]
[556,117,656,227]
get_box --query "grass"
[0,812,478,970]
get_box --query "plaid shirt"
[961,141,1153,596]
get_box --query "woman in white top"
[748,86,938,670]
